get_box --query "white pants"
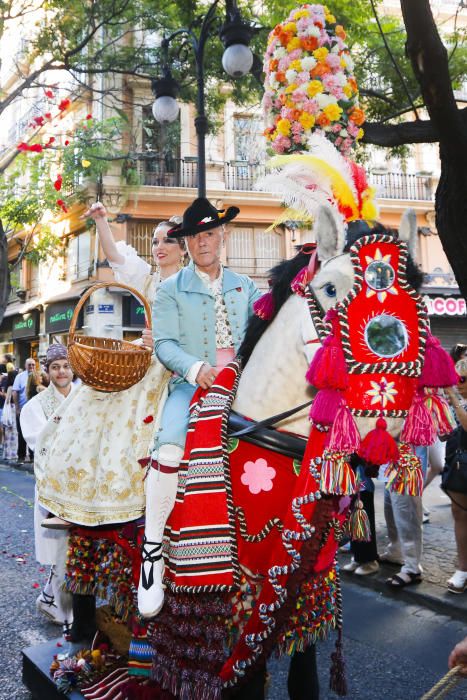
[384,489,423,575]
[34,488,69,565]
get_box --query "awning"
[3,281,91,319]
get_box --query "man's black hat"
[167,197,239,238]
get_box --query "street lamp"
[151,0,256,198]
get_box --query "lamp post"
[151,0,255,198]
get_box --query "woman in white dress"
[36,205,185,528]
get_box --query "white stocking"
[138,444,183,618]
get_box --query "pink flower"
[347,121,360,138]
[291,121,303,135]
[302,98,319,114]
[288,49,302,61]
[326,53,341,70]
[293,134,303,144]
[241,458,276,495]
[296,71,310,85]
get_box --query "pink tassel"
[306,334,348,390]
[319,451,358,495]
[309,388,343,426]
[419,333,459,388]
[358,417,399,466]
[328,404,361,452]
[290,266,310,297]
[401,390,437,446]
[253,290,275,320]
[426,391,457,437]
[385,443,423,496]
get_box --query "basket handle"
[69,282,153,336]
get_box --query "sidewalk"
[3,455,467,622]
[339,479,467,622]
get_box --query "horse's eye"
[324,283,336,298]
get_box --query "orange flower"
[348,77,358,92]
[316,113,330,127]
[270,59,279,71]
[276,71,286,83]
[311,63,330,78]
[335,24,346,40]
[301,36,318,52]
[349,107,365,126]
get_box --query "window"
[233,115,266,164]
[142,106,181,185]
[67,230,92,280]
[227,226,284,278]
[127,219,159,271]
[8,259,23,302]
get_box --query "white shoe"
[36,592,67,625]
[379,550,403,566]
[342,558,359,573]
[355,561,379,576]
[137,538,165,618]
[447,570,467,594]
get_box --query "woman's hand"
[82,202,108,221]
[449,637,467,676]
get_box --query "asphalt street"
[0,464,466,700]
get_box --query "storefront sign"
[85,304,95,315]
[129,298,146,327]
[423,295,466,317]
[45,301,80,334]
[12,311,39,339]
[98,304,114,314]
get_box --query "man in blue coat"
[138,197,260,617]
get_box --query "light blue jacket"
[153,263,260,379]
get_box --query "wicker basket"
[68,282,152,393]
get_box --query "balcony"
[141,159,434,201]
[142,158,197,188]
[369,172,433,201]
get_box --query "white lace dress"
[34,245,170,526]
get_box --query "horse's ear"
[314,206,345,262]
[398,208,418,263]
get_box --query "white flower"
[274,47,287,59]
[316,93,337,108]
[343,54,354,71]
[285,69,298,83]
[301,56,317,71]
[340,129,348,137]
[336,72,348,86]
[307,25,321,38]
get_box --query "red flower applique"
[143,415,154,424]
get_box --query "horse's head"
[309,206,420,315]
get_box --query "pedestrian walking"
[12,357,36,461]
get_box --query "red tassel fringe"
[309,388,343,426]
[328,404,361,452]
[306,335,348,390]
[400,390,437,446]
[253,290,275,320]
[358,417,399,466]
[419,333,459,388]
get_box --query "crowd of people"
[342,343,467,595]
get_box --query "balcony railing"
[143,158,197,188]
[141,158,433,201]
[224,162,266,191]
[369,172,433,201]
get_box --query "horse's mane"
[239,250,312,365]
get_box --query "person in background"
[451,343,467,365]
[12,357,36,462]
[20,344,76,627]
[444,359,467,594]
[0,369,18,461]
[449,636,467,676]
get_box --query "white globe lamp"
[221,43,253,78]
[152,95,180,124]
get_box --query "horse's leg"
[287,645,319,700]
[225,667,267,700]
[69,593,96,642]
